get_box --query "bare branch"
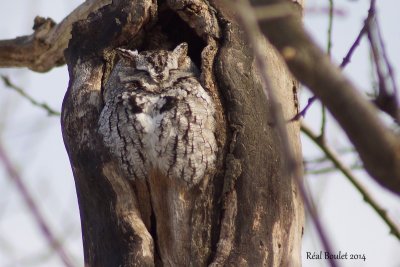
[340,0,376,68]
[301,123,400,240]
[367,10,400,123]
[305,146,356,164]
[0,0,111,72]
[1,75,60,116]
[305,164,363,175]
[326,0,333,57]
[258,0,400,195]
[319,0,334,139]
[293,0,374,122]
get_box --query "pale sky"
[0,1,399,267]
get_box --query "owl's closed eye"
[116,43,191,84]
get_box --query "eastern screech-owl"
[98,43,217,186]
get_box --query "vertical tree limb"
[62,0,157,265]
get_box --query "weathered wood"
[212,19,303,265]
[0,0,112,72]
[62,1,157,266]
[60,0,303,266]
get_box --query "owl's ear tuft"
[173,43,188,67]
[116,48,139,62]
[173,43,188,58]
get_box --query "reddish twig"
[376,21,399,100]
[366,1,400,123]
[292,0,376,121]
[0,142,75,267]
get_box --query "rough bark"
[2,0,399,196]
[2,0,304,266]
[213,19,303,266]
[2,0,400,263]
[61,0,304,266]
[62,1,158,265]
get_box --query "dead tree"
[3,0,400,265]
[61,1,304,265]
[1,0,306,266]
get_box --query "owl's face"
[117,43,190,84]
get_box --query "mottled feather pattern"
[98,43,217,186]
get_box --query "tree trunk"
[61,0,304,266]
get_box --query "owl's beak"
[151,73,168,84]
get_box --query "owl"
[98,43,217,186]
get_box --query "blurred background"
[0,0,399,266]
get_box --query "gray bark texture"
[60,0,304,266]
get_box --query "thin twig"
[366,1,400,123]
[234,1,338,266]
[367,27,395,120]
[1,75,61,116]
[293,0,375,121]
[305,147,356,164]
[304,6,347,17]
[320,0,334,138]
[301,123,400,240]
[320,105,327,138]
[291,95,316,121]
[0,142,75,267]
[367,24,387,96]
[376,20,399,100]
[305,163,363,175]
[327,0,334,57]
[339,0,376,69]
